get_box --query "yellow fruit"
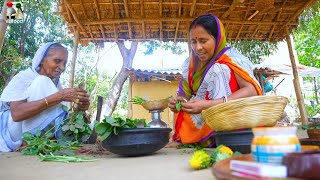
[218,146,233,156]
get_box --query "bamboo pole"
[66,18,298,26]
[187,29,191,53]
[285,28,308,125]
[0,0,9,53]
[69,28,79,88]
[77,28,284,37]
[76,36,283,41]
[222,0,238,18]
[189,0,196,17]
[64,0,88,37]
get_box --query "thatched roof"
[58,0,317,45]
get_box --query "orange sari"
[173,14,262,146]
[173,54,262,146]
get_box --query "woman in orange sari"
[167,14,262,147]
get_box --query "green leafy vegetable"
[21,131,79,156]
[176,143,204,150]
[128,96,147,104]
[94,117,147,141]
[233,151,242,156]
[166,96,173,100]
[39,153,96,163]
[210,145,240,163]
[60,108,92,142]
[211,152,231,163]
[176,101,182,111]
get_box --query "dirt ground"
[0,129,310,180]
[0,148,214,180]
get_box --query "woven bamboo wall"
[58,0,317,45]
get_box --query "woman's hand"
[181,99,212,114]
[168,96,187,113]
[76,93,90,111]
[59,88,90,111]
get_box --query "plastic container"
[251,127,300,164]
[215,129,253,154]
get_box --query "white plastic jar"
[251,127,301,164]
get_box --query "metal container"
[102,128,172,156]
[215,129,253,154]
[147,110,168,128]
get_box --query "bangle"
[44,98,49,108]
[223,95,228,103]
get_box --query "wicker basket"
[201,96,288,131]
[141,98,169,111]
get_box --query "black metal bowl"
[102,128,172,156]
[215,129,253,154]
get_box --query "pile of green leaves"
[39,153,96,163]
[20,104,95,163]
[94,117,147,141]
[128,96,147,104]
[176,144,204,150]
[21,131,79,156]
[21,130,96,163]
[60,107,92,142]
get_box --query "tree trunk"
[314,77,319,104]
[0,0,9,53]
[103,41,138,117]
[18,14,29,55]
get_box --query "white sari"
[0,42,68,152]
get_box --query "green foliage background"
[293,2,320,104]
[0,0,72,90]
[294,2,320,68]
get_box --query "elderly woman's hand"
[76,92,90,111]
[59,88,90,110]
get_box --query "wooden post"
[96,96,103,122]
[285,28,308,125]
[69,28,79,88]
[187,30,191,53]
[0,0,9,53]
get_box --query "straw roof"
[58,0,317,45]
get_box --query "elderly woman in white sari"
[0,42,90,152]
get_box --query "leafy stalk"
[128,96,147,104]
[39,153,96,163]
